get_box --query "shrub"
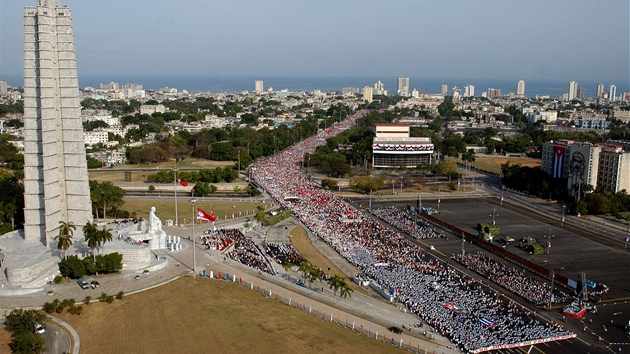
[67,305,83,315]
[99,292,108,302]
[42,301,56,314]
[53,275,63,284]
[106,296,115,304]
[115,291,124,300]
[61,298,75,307]
[58,255,87,279]
[84,296,91,305]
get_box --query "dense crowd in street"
[209,228,274,274]
[454,251,572,305]
[263,242,305,267]
[372,206,445,240]
[200,230,233,251]
[250,110,573,352]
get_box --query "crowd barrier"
[206,270,450,354]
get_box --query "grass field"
[40,277,400,354]
[89,158,235,183]
[120,199,261,223]
[467,155,541,175]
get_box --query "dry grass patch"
[464,156,541,174]
[121,199,260,222]
[289,226,364,294]
[55,277,400,354]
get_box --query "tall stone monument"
[22,0,92,246]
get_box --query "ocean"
[1,73,627,99]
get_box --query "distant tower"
[464,85,475,98]
[596,83,605,99]
[362,86,373,103]
[23,0,92,246]
[254,80,264,93]
[441,84,448,96]
[609,85,617,102]
[397,77,410,97]
[516,80,525,97]
[568,81,578,100]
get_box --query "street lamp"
[500,186,504,206]
[190,198,197,273]
[490,207,498,226]
[547,228,554,255]
[369,189,372,213]
[561,204,566,227]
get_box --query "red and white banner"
[197,207,216,221]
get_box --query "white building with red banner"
[372,123,434,168]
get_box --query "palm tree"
[339,281,354,302]
[54,221,75,259]
[83,221,99,262]
[282,261,292,282]
[308,266,324,289]
[98,225,113,254]
[327,274,344,299]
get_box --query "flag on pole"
[177,177,188,186]
[546,241,551,248]
[560,216,565,222]
[624,236,629,242]
[500,195,504,202]
[197,207,216,221]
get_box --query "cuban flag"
[560,216,565,223]
[197,207,216,222]
[552,146,565,178]
[500,195,504,202]
[546,241,551,248]
[478,318,497,327]
[625,236,629,242]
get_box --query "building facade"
[372,123,433,168]
[397,77,410,97]
[254,80,264,93]
[516,80,525,97]
[362,86,373,103]
[23,0,92,245]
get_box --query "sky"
[1,0,628,83]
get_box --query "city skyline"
[0,1,628,83]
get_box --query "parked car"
[77,278,89,289]
[35,323,45,335]
[90,280,100,289]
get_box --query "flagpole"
[174,163,178,226]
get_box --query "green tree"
[9,332,46,354]
[5,309,48,337]
[320,178,339,190]
[97,225,113,255]
[83,221,99,262]
[54,221,75,260]
[327,274,344,299]
[339,281,354,302]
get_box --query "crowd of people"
[200,230,233,251]
[250,110,573,352]
[372,206,445,240]
[208,228,275,275]
[262,242,305,267]
[454,251,572,306]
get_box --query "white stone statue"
[148,206,162,232]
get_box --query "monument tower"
[23,0,92,246]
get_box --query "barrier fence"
[206,270,449,354]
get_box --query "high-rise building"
[397,77,410,97]
[0,80,8,95]
[609,85,617,102]
[254,80,264,93]
[464,85,475,98]
[100,82,119,91]
[373,80,387,95]
[596,83,605,99]
[568,81,578,100]
[441,84,448,96]
[23,0,92,245]
[362,86,373,103]
[452,86,461,100]
[487,88,502,99]
[516,80,525,97]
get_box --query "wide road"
[363,193,630,353]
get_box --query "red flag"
[177,177,188,186]
[197,207,216,221]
